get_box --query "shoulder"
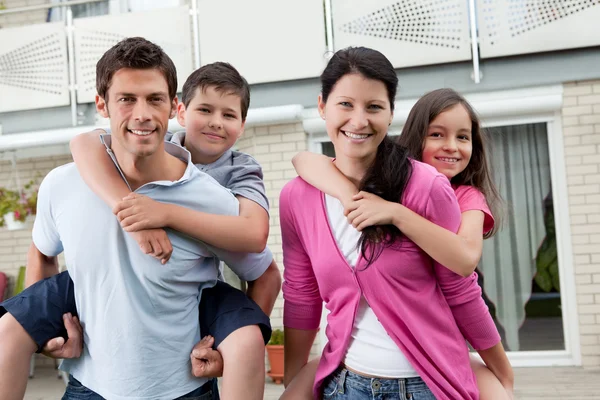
[41,163,79,188]
[229,150,261,169]
[405,159,452,198]
[454,185,495,233]
[280,177,320,209]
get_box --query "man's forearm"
[25,243,59,287]
[246,261,281,316]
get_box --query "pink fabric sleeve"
[428,177,501,350]
[455,185,495,235]
[279,181,323,330]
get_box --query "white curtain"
[48,0,109,22]
[479,123,552,351]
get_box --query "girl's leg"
[471,355,513,400]
[279,358,320,400]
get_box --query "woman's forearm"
[477,342,514,389]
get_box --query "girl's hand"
[345,191,398,231]
[113,193,168,232]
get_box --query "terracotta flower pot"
[266,344,284,384]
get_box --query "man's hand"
[114,193,168,232]
[41,313,83,359]
[129,229,173,264]
[190,336,223,378]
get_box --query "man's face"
[96,68,177,158]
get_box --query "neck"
[333,154,375,187]
[112,144,184,190]
[187,145,223,165]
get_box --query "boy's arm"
[246,260,281,316]
[292,151,358,207]
[70,130,173,263]
[70,129,130,208]
[162,196,268,253]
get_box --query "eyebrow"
[336,96,387,103]
[197,103,239,114]
[429,125,471,133]
[114,92,168,98]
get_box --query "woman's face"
[318,73,393,165]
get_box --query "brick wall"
[0,0,49,29]
[562,80,600,367]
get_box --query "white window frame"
[305,84,581,367]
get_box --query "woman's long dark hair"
[321,47,412,265]
[397,88,503,237]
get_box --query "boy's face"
[96,68,177,159]
[177,86,245,165]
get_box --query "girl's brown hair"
[397,88,503,237]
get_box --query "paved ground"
[24,365,600,399]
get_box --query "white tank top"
[324,194,418,378]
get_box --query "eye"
[339,101,352,107]
[118,97,134,103]
[224,113,237,119]
[428,132,442,138]
[458,134,471,141]
[198,107,210,113]
[368,104,384,110]
[150,97,164,103]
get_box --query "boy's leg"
[0,271,78,400]
[198,281,271,400]
[0,313,37,400]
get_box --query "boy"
[0,43,280,400]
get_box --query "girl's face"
[422,103,473,179]
[318,73,393,165]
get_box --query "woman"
[280,47,503,399]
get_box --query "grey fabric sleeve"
[227,152,269,212]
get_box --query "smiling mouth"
[342,130,373,140]
[435,157,460,163]
[202,132,224,139]
[128,129,155,136]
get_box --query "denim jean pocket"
[408,387,436,400]
[177,390,213,400]
[322,375,339,398]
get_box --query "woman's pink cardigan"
[280,160,500,400]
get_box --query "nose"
[133,100,152,123]
[442,137,458,152]
[208,115,223,130]
[349,109,368,131]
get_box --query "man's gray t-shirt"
[32,141,270,400]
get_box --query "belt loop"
[398,378,407,400]
[338,368,348,394]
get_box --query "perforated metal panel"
[0,22,70,113]
[478,0,600,58]
[332,0,472,68]
[73,6,193,103]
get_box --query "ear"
[317,94,326,120]
[96,94,109,118]
[170,97,179,119]
[176,101,187,127]
[389,111,394,127]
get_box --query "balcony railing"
[0,0,598,117]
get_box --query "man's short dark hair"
[181,62,250,121]
[96,37,178,100]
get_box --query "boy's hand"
[345,191,397,231]
[42,313,83,359]
[129,229,173,264]
[190,336,223,378]
[114,193,168,232]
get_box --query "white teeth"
[130,129,153,136]
[438,157,458,162]
[344,131,370,139]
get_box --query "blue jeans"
[322,367,436,400]
[62,375,220,400]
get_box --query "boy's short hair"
[96,37,178,101]
[181,62,250,121]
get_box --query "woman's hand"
[345,191,399,231]
[113,193,168,232]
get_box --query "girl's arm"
[292,151,358,207]
[283,327,318,387]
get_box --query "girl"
[286,88,513,399]
[280,48,512,400]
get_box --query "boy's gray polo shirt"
[32,139,270,400]
[168,131,269,212]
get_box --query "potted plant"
[0,180,38,231]
[266,328,284,384]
